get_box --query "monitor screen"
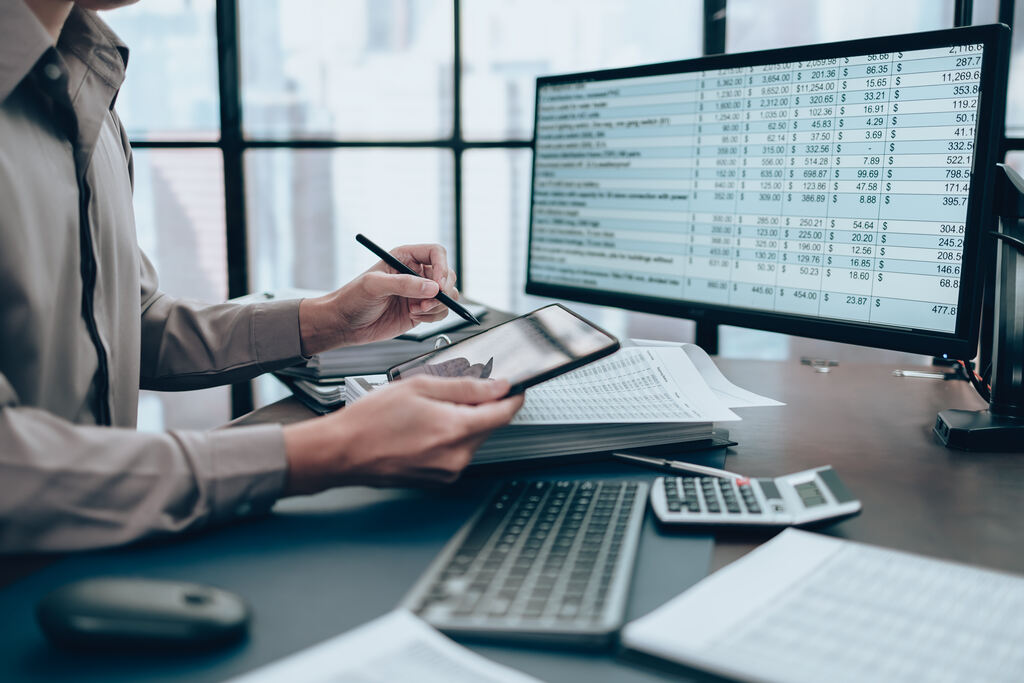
[526,25,1009,358]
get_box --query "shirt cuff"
[252,299,308,369]
[200,424,288,521]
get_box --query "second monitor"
[526,25,1009,359]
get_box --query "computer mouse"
[36,577,250,651]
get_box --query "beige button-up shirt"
[0,3,306,552]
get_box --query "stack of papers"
[227,609,544,683]
[345,344,781,464]
[622,529,1024,683]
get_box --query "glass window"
[1007,151,1024,175]
[462,149,532,311]
[461,0,703,141]
[1006,0,1024,135]
[103,0,219,141]
[726,0,954,53]
[239,0,454,140]
[245,149,455,293]
[131,150,231,430]
[971,0,1002,24]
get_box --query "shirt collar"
[0,2,129,104]
[0,0,55,103]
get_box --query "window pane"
[463,149,532,311]
[240,0,454,139]
[245,149,454,292]
[727,0,954,53]
[131,150,230,430]
[1007,151,1024,175]
[1007,0,1024,134]
[972,0,1002,24]
[103,0,219,141]
[461,0,703,141]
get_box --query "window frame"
[128,0,1018,417]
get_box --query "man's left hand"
[297,243,457,355]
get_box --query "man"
[0,0,524,552]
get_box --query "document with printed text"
[512,346,740,425]
[623,528,1024,683]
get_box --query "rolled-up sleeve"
[0,393,288,553]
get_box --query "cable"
[959,359,991,403]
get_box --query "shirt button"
[43,63,62,81]
[235,501,253,516]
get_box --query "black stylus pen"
[355,233,481,325]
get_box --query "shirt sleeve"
[113,98,307,392]
[138,249,309,391]
[0,372,288,553]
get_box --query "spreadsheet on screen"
[530,44,984,334]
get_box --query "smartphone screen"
[387,304,619,393]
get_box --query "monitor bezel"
[525,24,1010,359]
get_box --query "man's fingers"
[406,376,511,404]
[392,244,450,285]
[410,307,450,323]
[362,271,438,300]
[456,393,525,432]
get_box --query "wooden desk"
[235,358,1024,575]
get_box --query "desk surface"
[234,358,1023,575]
[2,358,1021,683]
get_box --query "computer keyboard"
[401,479,649,648]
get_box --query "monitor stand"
[936,164,1024,451]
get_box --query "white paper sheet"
[629,339,784,408]
[511,346,739,425]
[623,528,1024,683]
[226,609,544,683]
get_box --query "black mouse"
[36,577,250,651]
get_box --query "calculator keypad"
[651,467,862,529]
[661,476,765,516]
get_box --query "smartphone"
[387,304,620,395]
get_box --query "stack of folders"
[274,374,346,414]
[343,344,782,465]
[274,303,489,412]
[278,303,489,382]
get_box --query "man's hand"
[298,243,457,355]
[281,377,524,494]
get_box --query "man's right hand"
[281,376,523,495]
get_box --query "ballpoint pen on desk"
[355,233,481,325]
[610,452,746,480]
[892,369,961,380]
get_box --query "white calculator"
[649,466,862,528]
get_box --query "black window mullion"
[704,0,727,55]
[954,0,974,26]
[698,0,728,353]
[999,0,1016,158]
[216,0,254,417]
[453,0,464,289]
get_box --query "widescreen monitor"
[526,25,1010,359]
